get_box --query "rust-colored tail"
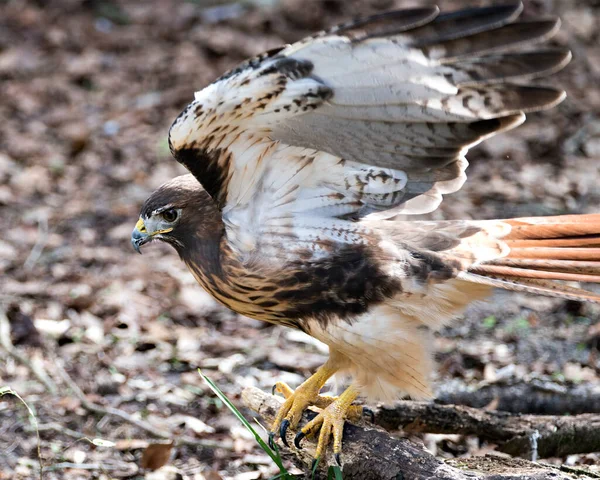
[460,214,600,302]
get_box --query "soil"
[1,0,599,479]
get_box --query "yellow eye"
[161,208,178,223]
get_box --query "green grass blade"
[328,465,344,480]
[199,370,287,473]
[312,457,321,479]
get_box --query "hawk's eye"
[161,208,179,223]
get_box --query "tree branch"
[434,379,600,415]
[242,387,594,480]
[372,400,600,458]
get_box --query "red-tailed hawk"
[132,2,599,466]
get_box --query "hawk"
[132,2,600,465]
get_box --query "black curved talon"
[335,453,342,466]
[294,431,305,449]
[363,407,375,423]
[271,384,277,395]
[280,419,290,447]
[268,431,276,450]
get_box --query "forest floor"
[1,0,600,479]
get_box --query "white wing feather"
[168,3,569,255]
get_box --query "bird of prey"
[132,2,600,465]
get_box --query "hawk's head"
[131,174,220,255]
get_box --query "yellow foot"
[268,364,337,450]
[293,385,360,467]
[272,381,372,423]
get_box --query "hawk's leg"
[294,385,360,466]
[268,362,337,449]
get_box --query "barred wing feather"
[168,2,570,250]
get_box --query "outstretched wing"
[169,3,570,253]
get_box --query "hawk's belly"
[183,240,404,330]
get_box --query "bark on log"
[242,387,595,480]
[372,400,600,458]
[434,379,600,415]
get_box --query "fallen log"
[242,387,596,480]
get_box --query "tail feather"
[506,236,600,248]
[506,247,600,261]
[464,214,600,303]
[458,272,600,303]
[485,259,600,275]
[469,265,600,283]
[503,214,600,239]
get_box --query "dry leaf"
[140,441,174,471]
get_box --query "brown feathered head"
[131,174,221,256]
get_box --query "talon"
[268,431,276,450]
[272,381,295,399]
[335,452,342,466]
[294,431,305,449]
[363,407,375,423]
[280,419,290,447]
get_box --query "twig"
[52,358,229,449]
[34,422,88,440]
[242,386,590,480]
[33,422,186,450]
[0,307,58,394]
[44,462,130,472]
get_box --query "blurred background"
[1,0,599,478]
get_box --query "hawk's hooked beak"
[131,218,151,254]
